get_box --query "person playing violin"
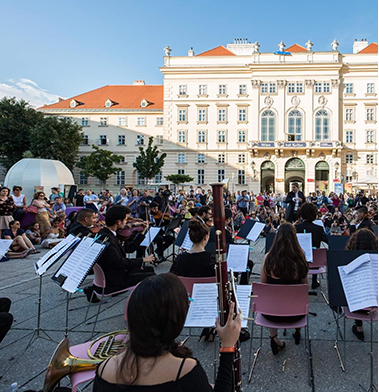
[69,209,98,237]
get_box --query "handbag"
[25,205,38,214]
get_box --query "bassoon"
[211,182,242,392]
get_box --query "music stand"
[236,220,255,241]
[265,232,276,254]
[165,216,182,261]
[175,220,190,248]
[329,236,349,251]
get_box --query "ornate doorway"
[260,161,275,193]
[285,158,305,192]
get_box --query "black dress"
[170,251,215,277]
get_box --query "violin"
[152,211,172,221]
[118,218,148,241]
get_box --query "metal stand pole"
[65,291,70,339]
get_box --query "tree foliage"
[30,116,83,171]
[77,145,123,186]
[165,174,194,188]
[132,136,166,180]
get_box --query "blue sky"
[0,0,377,106]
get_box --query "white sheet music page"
[227,244,249,272]
[296,233,313,262]
[140,227,161,247]
[235,285,251,328]
[246,222,265,242]
[338,253,378,312]
[181,230,193,251]
[0,239,13,259]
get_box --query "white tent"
[4,158,75,204]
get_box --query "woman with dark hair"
[345,228,378,341]
[2,220,39,256]
[93,273,241,392]
[261,223,309,354]
[32,191,51,236]
[170,219,215,277]
[0,187,15,238]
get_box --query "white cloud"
[0,78,63,108]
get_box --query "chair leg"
[89,290,104,340]
[333,313,345,372]
[83,291,94,323]
[343,316,346,369]
[213,336,217,383]
[248,326,262,383]
[248,319,255,375]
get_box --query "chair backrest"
[252,282,309,317]
[311,248,327,267]
[178,276,217,297]
[93,263,106,289]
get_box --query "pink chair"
[248,282,311,385]
[84,264,135,339]
[309,248,327,275]
[178,276,217,297]
[69,332,129,392]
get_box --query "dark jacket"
[69,221,93,237]
[285,191,305,221]
[349,218,374,234]
[295,220,328,248]
[209,226,234,244]
[170,251,215,277]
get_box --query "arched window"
[315,110,330,141]
[261,110,275,141]
[287,110,302,141]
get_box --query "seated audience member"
[93,274,241,392]
[25,222,42,245]
[261,223,309,354]
[41,218,65,248]
[64,198,74,208]
[65,210,78,233]
[330,220,342,236]
[96,205,155,295]
[52,197,66,214]
[350,205,375,234]
[2,220,39,255]
[69,209,97,237]
[171,219,215,277]
[0,298,13,344]
[11,186,27,222]
[345,228,378,341]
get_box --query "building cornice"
[39,108,163,114]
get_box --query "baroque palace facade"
[39,39,378,195]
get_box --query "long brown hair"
[346,228,378,251]
[264,223,309,281]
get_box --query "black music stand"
[328,236,349,251]
[175,220,190,248]
[236,220,255,240]
[265,232,276,254]
[165,216,182,261]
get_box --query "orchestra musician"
[69,209,98,237]
[349,205,375,234]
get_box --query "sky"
[0,0,377,107]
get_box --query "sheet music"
[184,283,251,328]
[338,253,378,312]
[246,222,265,242]
[296,233,313,262]
[36,235,77,269]
[36,236,80,275]
[140,227,161,247]
[181,230,193,251]
[227,244,249,272]
[0,240,13,259]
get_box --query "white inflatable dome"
[4,158,75,204]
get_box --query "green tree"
[30,116,84,171]
[165,174,194,189]
[0,97,44,169]
[133,136,166,182]
[77,145,123,187]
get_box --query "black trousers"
[0,298,13,344]
[137,234,174,257]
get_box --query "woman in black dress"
[260,223,309,354]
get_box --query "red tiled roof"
[39,85,163,110]
[358,43,378,54]
[286,44,307,53]
[197,45,236,56]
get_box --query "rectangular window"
[198,108,206,122]
[137,117,145,126]
[118,117,126,126]
[179,85,187,95]
[218,169,225,183]
[238,109,246,122]
[177,153,186,163]
[136,135,145,146]
[99,117,108,126]
[366,108,375,121]
[367,154,374,164]
[197,169,205,184]
[323,82,330,93]
[116,171,125,185]
[217,130,226,143]
[238,170,245,185]
[197,130,206,143]
[366,130,375,143]
[345,154,353,164]
[178,130,186,143]
[269,82,276,94]
[219,84,226,95]
[345,83,353,94]
[218,153,225,164]
[345,130,353,143]
[156,117,164,126]
[218,108,226,122]
[178,109,187,122]
[238,130,246,143]
[197,153,205,163]
[367,83,375,94]
[81,117,89,126]
[199,85,207,95]
[238,154,246,164]
[177,169,185,175]
[155,135,163,145]
[117,135,125,145]
[315,82,322,93]
[99,135,107,145]
[120,156,126,164]
[345,108,354,121]
[239,84,247,95]
[288,82,295,93]
[261,83,268,94]
[82,135,89,145]
[296,82,303,93]
[79,174,88,185]
[136,172,146,186]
